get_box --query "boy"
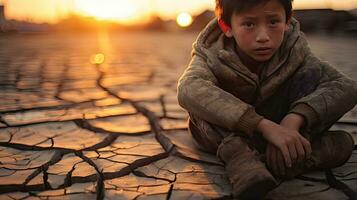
[177,0,357,199]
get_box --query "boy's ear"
[224,29,233,37]
[218,19,233,37]
[284,21,290,31]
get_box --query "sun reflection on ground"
[90,53,105,65]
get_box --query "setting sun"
[1,0,357,24]
[176,12,193,27]
[75,0,138,23]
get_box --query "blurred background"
[1,0,357,33]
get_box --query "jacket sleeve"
[177,50,264,137]
[289,53,357,133]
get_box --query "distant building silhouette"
[294,9,357,33]
[0,5,5,23]
[293,9,335,32]
[188,9,357,34]
[189,10,215,31]
[351,8,357,17]
[0,4,7,32]
[145,15,165,30]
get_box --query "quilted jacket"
[177,18,357,137]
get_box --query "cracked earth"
[0,32,356,200]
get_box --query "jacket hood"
[192,17,312,103]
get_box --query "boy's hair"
[215,0,293,26]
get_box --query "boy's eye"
[270,19,281,26]
[242,22,255,28]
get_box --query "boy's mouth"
[254,47,273,55]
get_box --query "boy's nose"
[256,28,269,43]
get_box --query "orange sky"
[0,0,356,24]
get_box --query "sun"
[75,0,138,23]
[176,12,193,28]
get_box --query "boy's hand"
[266,143,286,176]
[257,119,312,168]
[280,113,312,163]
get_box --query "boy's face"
[225,0,290,62]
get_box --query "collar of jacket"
[192,18,312,103]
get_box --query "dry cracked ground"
[0,31,356,200]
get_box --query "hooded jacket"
[177,18,357,137]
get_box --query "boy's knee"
[188,113,224,154]
[188,113,266,157]
[282,130,354,179]
[317,130,354,167]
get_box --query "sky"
[0,0,357,24]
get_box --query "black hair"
[215,0,293,26]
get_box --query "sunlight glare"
[90,53,105,65]
[176,12,193,27]
[75,0,137,22]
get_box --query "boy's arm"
[177,53,263,137]
[280,113,305,131]
[289,53,357,133]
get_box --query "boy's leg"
[188,112,267,153]
[309,130,354,169]
[282,130,355,179]
[258,68,355,179]
[217,135,278,199]
[188,113,278,199]
[187,112,228,154]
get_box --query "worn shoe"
[283,130,355,179]
[217,136,278,199]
